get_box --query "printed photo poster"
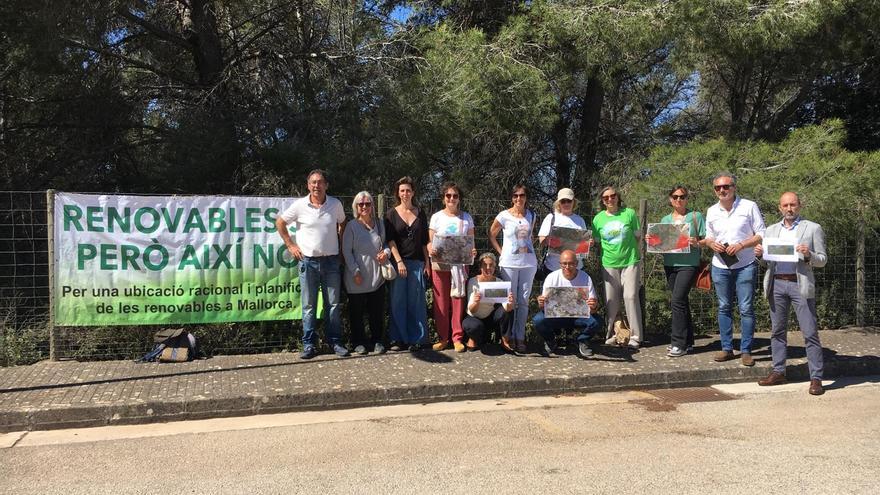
[544,287,591,318]
[478,281,511,304]
[763,238,799,262]
[645,223,690,253]
[432,234,475,265]
[546,226,591,256]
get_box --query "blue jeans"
[388,259,429,345]
[711,262,757,353]
[299,256,343,348]
[532,311,603,344]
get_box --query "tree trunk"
[574,75,604,194]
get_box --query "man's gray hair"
[712,171,736,184]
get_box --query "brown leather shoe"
[741,353,754,367]
[809,379,825,396]
[714,350,735,362]
[758,371,786,386]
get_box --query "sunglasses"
[601,193,617,200]
[671,194,688,200]
[512,193,526,198]
[357,202,372,207]
[714,184,733,191]
[559,199,573,204]
[445,193,459,199]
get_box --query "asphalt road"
[2,377,878,494]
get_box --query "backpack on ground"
[137,328,198,363]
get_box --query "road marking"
[0,431,26,448]
[712,375,880,396]
[7,392,642,448]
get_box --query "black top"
[384,207,428,262]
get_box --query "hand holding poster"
[544,287,591,318]
[546,226,591,256]
[762,238,798,262]
[432,234,475,265]
[478,281,511,304]
[645,223,690,253]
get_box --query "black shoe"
[408,343,422,352]
[299,346,317,360]
[542,341,558,357]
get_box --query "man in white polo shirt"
[703,172,765,367]
[276,169,348,359]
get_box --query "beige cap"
[557,188,575,201]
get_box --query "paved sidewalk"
[1,329,878,432]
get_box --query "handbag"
[535,213,555,281]
[694,260,712,291]
[612,317,632,346]
[691,212,712,291]
[380,260,397,281]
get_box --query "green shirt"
[592,207,640,268]
[660,211,706,267]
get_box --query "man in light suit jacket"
[754,192,827,395]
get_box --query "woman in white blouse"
[489,184,538,353]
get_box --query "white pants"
[601,263,643,341]
[499,265,537,342]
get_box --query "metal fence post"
[46,189,57,360]
[638,198,648,334]
[856,202,866,327]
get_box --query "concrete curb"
[2,355,877,433]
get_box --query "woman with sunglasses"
[592,186,644,349]
[429,182,477,352]
[656,185,705,357]
[538,187,588,275]
[384,177,431,351]
[489,184,538,353]
[342,191,390,354]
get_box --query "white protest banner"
[54,192,303,326]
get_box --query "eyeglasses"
[445,193,459,199]
[357,202,372,208]
[601,193,617,200]
[671,194,688,200]
[714,184,733,191]
[560,261,578,267]
[512,193,526,198]
[559,199,573,204]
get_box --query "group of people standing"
[276,169,828,396]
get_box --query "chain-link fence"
[1,191,877,365]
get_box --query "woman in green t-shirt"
[656,185,705,357]
[592,186,643,348]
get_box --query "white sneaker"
[605,336,618,346]
[667,346,686,357]
[627,338,640,349]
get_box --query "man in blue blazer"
[754,192,827,395]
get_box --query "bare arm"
[275,216,302,260]
[489,219,503,255]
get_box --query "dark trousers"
[665,265,697,350]
[347,285,385,347]
[462,306,510,345]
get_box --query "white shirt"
[542,270,597,300]
[278,195,346,257]
[466,276,498,319]
[494,210,538,268]
[706,196,766,269]
[537,212,587,270]
[429,210,474,236]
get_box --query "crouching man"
[532,250,603,358]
